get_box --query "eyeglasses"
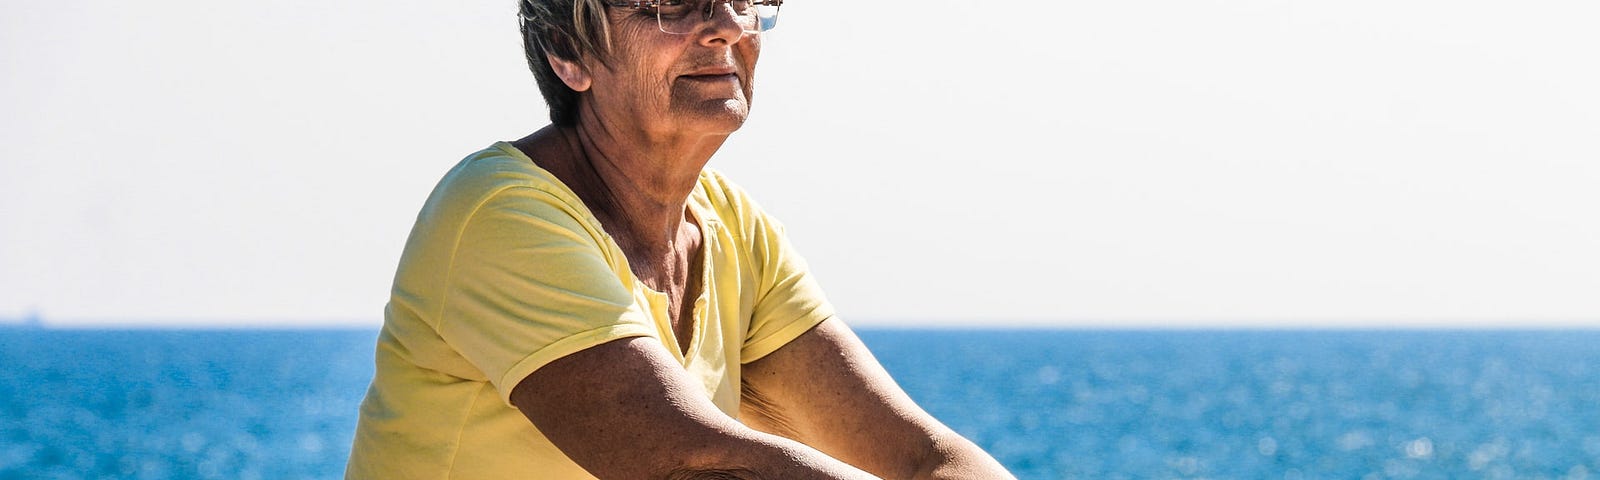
[605,0,782,35]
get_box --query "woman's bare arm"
[511,336,880,480]
[740,318,1016,480]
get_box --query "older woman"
[345,0,1013,478]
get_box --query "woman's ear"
[546,53,592,92]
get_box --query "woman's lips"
[680,73,739,83]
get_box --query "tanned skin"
[506,4,1015,479]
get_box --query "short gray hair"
[518,0,615,125]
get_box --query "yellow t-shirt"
[345,142,835,479]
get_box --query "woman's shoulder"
[411,142,599,236]
[441,142,576,200]
[426,142,583,208]
[694,168,754,222]
[694,168,790,240]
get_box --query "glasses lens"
[753,3,779,31]
[657,0,779,35]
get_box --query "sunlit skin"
[513,4,760,347]
[505,2,1016,478]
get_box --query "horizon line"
[4,316,1600,331]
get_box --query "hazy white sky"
[3,0,1597,328]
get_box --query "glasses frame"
[605,0,783,35]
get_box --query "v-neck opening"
[637,206,713,362]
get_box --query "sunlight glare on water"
[3,329,1600,478]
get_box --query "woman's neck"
[516,123,722,259]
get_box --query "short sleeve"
[732,190,837,363]
[437,186,655,406]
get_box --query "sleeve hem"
[495,321,659,407]
[740,304,836,364]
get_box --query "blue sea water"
[2,328,1599,479]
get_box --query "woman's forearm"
[910,432,1016,480]
[674,428,884,480]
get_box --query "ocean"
[2,328,1598,479]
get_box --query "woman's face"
[583,3,762,140]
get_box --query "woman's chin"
[672,99,751,133]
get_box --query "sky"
[2,0,1597,328]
